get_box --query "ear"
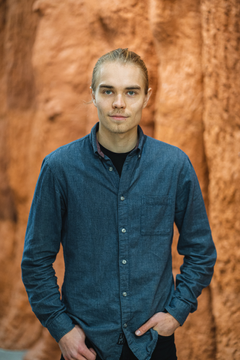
[91,88,97,107]
[143,88,152,109]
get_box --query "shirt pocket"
[141,196,173,236]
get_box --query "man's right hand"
[58,325,97,360]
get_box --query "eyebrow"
[99,84,141,90]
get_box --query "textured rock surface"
[0,0,239,359]
[201,1,240,359]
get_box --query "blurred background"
[0,0,239,359]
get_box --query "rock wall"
[0,0,239,359]
[201,1,240,359]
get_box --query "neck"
[97,123,138,153]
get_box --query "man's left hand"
[135,312,180,337]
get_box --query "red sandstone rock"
[0,0,239,359]
[201,1,240,359]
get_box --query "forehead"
[96,61,145,90]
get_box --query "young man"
[21,48,216,360]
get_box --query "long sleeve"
[165,157,217,325]
[21,159,74,342]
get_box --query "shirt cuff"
[47,312,75,342]
[165,297,192,326]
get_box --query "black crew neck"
[99,144,133,176]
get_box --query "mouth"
[109,114,129,120]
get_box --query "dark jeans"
[60,334,177,360]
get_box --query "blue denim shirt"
[21,123,216,360]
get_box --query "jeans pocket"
[152,334,177,360]
[157,333,174,341]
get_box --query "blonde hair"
[91,48,149,94]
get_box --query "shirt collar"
[90,122,146,157]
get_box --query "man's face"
[92,61,151,137]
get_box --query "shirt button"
[138,154,141,158]
[122,260,127,264]
[123,323,128,328]
[123,292,127,297]
[109,167,113,171]
[120,196,125,201]
[121,228,126,233]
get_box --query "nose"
[112,94,126,109]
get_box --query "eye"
[104,90,113,95]
[127,91,136,96]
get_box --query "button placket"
[118,162,134,334]
[102,157,120,189]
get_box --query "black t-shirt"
[99,144,132,176]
